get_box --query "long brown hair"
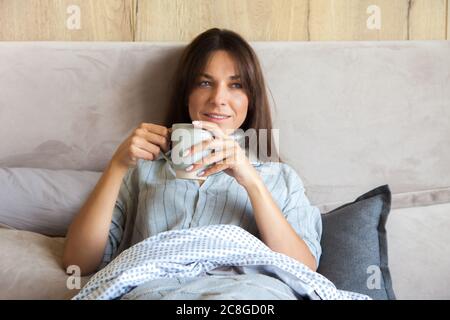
[166,28,280,163]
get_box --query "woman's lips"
[202,113,231,122]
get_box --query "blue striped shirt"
[99,156,323,270]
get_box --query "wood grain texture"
[135,0,309,41]
[447,0,450,39]
[0,0,135,41]
[0,0,448,41]
[309,0,410,40]
[309,0,448,40]
[409,0,447,40]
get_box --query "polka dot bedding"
[72,225,371,300]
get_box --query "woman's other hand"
[110,123,171,171]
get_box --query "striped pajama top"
[99,154,323,270]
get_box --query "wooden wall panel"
[308,0,447,41]
[137,0,448,42]
[135,0,309,41]
[409,0,447,40]
[0,0,448,41]
[447,0,450,39]
[309,0,409,41]
[0,0,135,41]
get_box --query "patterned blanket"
[72,225,371,300]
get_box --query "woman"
[63,28,322,299]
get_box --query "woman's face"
[188,50,249,132]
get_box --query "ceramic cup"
[161,123,214,180]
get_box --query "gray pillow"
[318,185,396,300]
[0,167,101,237]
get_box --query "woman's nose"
[210,84,228,105]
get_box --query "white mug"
[161,123,214,180]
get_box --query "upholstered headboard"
[1,41,449,210]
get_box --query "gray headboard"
[1,41,449,210]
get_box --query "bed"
[0,41,449,299]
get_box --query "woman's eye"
[198,81,242,89]
[199,81,211,87]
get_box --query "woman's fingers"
[129,144,155,161]
[186,133,235,157]
[113,123,171,169]
[140,130,169,152]
[197,162,230,177]
[186,143,236,172]
[132,136,161,157]
[135,125,170,152]
[139,123,170,138]
[184,136,222,157]
[125,123,172,165]
[192,121,228,139]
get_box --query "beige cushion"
[0,226,90,300]
[387,202,450,299]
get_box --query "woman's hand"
[184,121,261,188]
[110,123,171,171]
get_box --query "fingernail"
[182,149,190,157]
[185,165,194,172]
[197,170,205,176]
